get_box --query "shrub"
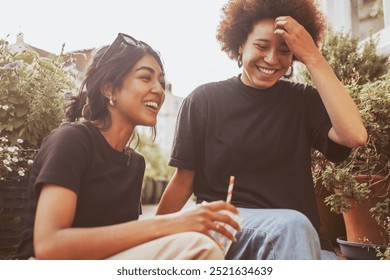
[299,30,390,257]
[0,39,74,147]
[299,30,389,85]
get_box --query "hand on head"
[273,16,322,66]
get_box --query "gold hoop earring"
[237,54,243,68]
[284,65,294,79]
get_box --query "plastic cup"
[210,210,243,255]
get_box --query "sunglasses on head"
[96,33,151,68]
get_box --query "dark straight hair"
[66,40,164,139]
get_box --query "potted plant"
[311,151,346,247]
[0,38,74,259]
[321,76,390,259]
[0,136,37,259]
[299,30,390,259]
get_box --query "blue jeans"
[226,208,338,260]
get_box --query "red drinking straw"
[226,176,235,204]
[218,176,235,249]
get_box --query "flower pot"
[0,179,30,258]
[337,236,385,260]
[337,175,389,245]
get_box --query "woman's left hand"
[274,16,323,67]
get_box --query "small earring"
[109,98,115,106]
[237,54,243,68]
[284,65,294,79]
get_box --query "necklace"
[124,146,132,167]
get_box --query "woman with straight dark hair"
[16,33,239,260]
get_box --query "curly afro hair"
[216,0,327,61]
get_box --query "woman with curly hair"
[157,0,367,259]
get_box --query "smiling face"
[110,54,165,128]
[240,18,293,89]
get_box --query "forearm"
[34,217,176,260]
[35,203,241,260]
[156,169,195,215]
[275,16,366,147]
[306,56,367,147]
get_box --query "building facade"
[155,83,183,155]
[320,0,390,55]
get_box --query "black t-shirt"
[16,121,145,259]
[169,76,350,251]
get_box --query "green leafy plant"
[0,39,74,147]
[133,131,175,204]
[300,30,389,86]
[300,30,390,258]
[370,198,390,259]
[0,136,36,182]
[135,131,175,182]
[305,30,390,201]
[315,73,390,259]
[0,39,74,259]
[321,76,389,203]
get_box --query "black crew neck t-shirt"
[169,76,350,251]
[16,121,145,259]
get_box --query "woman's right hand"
[169,200,241,242]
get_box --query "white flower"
[1,135,38,182]
[0,60,24,70]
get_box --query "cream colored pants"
[106,232,224,260]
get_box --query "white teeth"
[258,67,276,75]
[144,101,158,109]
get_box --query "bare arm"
[156,168,195,215]
[34,183,238,260]
[275,16,368,148]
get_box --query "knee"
[284,209,312,225]
[276,210,317,236]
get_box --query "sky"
[0,0,238,98]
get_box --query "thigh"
[226,208,321,260]
[234,208,316,238]
[106,232,224,260]
[226,208,287,260]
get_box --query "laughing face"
[113,54,165,128]
[240,18,293,89]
